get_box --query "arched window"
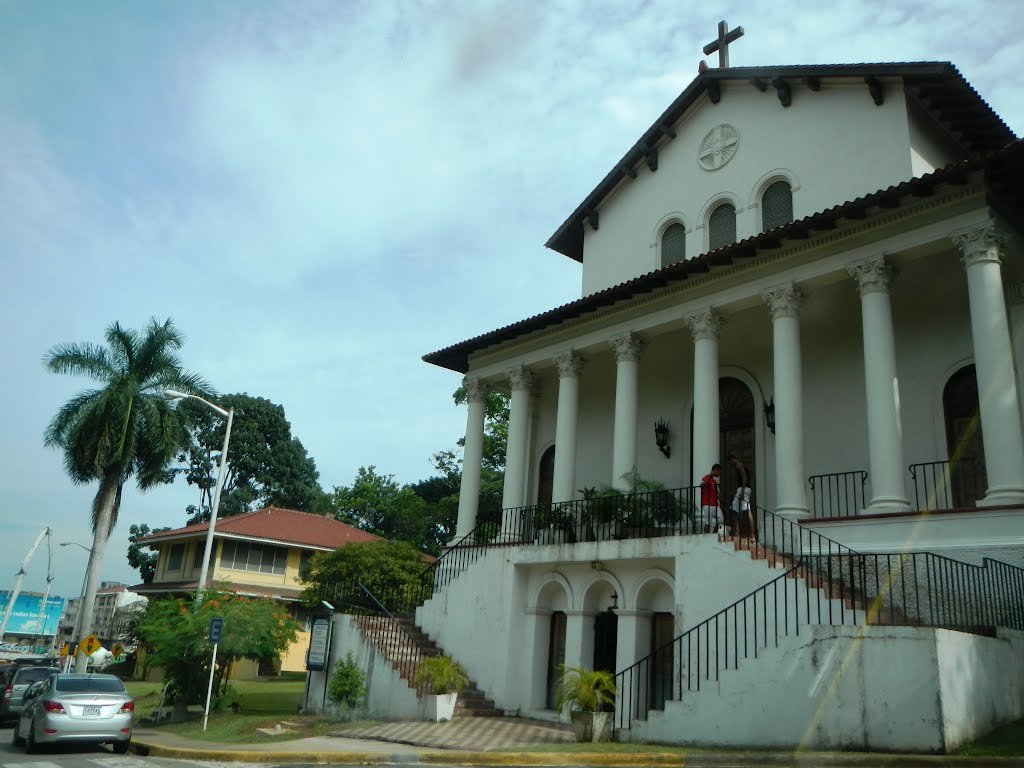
[660,222,686,267]
[761,180,793,232]
[708,202,737,251]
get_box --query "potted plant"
[554,665,616,742]
[414,655,469,722]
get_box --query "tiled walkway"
[332,716,575,751]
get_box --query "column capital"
[610,333,643,363]
[685,308,723,341]
[554,351,584,378]
[462,376,489,404]
[506,365,535,392]
[847,255,895,296]
[761,283,805,320]
[952,222,1006,268]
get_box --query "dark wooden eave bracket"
[586,210,599,230]
[643,146,659,172]
[865,76,885,106]
[772,77,792,107]
[706,79,721,104]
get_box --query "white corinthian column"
[952,223,1024,505]
[610,334,643,489]
[454,375,488,541]
[501,365,535,537]
[686,310,722,487]
[848,256,910,512]
[762,284,809,519]
[552,351,584,503]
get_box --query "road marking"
[3,763,66,768]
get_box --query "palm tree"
[44,318,211,670]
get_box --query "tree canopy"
[44,317,210,669]
[177,393,323,524]
[128,591,299,704]
[300,539,428,610]
[127,523,170,583]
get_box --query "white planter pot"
[570,710,613,742]
[425,692,458,722]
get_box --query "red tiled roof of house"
[137,506,385,550]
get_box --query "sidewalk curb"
[130,739,1022,767]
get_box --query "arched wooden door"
[943,365,987,507]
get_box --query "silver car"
[12,673,133,754]
[1,666,57,721]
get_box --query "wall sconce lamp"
[654,419,671,458]
[610,592,618,611]
[764,398,776,435]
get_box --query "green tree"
[177,393,323,524]
[320,466,438,551]
[127,591,299,707]
[300,540,427,610]
[127,523,170,583]
[44,317,210,671]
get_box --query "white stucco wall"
[303,614,424,720]
[624,625,1024,753]
[415,534,858,717]
[581,79,917,295]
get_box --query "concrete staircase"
[353,613,503,718]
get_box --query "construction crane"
[0,527,54,641]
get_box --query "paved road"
[0,725,266,768]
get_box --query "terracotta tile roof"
[137,506,385,550]
[424,140,1024,373]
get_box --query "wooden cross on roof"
[702,19,744,68]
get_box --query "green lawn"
[956,720,1024,756]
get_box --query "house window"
[220,540,287,575]
[761,180,793,231]
[708,202,736,251]
[299,550,318,575]
[167,544,185,572]
[660,222,686,267]
[193,544,207,571]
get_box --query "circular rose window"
[697,124,739,171]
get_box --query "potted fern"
[554,665,616,742]
[414,655,469,722]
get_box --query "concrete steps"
[353,613,503,718]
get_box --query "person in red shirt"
[701,463,722,533]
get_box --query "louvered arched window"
[761,180,793,232]
[708,202,737,251]
[660,222,686,267]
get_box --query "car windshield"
[15,668,54,684]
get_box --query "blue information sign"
[208,617,224,644]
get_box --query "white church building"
[308,45,1024,753]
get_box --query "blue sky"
[2,0,1022,599]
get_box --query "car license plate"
[83,706,101,716]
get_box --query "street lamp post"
[165,390,234,606]
[59,541,91,672]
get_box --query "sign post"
[203,617,224,732]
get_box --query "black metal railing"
[808,470,868,518]
[614,505,1024,729]
[909,459,986,510]
[316,580,430,694]
[505,485,703,545]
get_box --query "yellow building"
[131,506,383,678]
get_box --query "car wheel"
[112,739,130,754]
[11,721,24,747]
[24,719,37,754]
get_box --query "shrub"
[554,666,616,713]
[414,655,469,695]
[327,653,367,710]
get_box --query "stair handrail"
[351,580,431,696]
[614,506,1024,730]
